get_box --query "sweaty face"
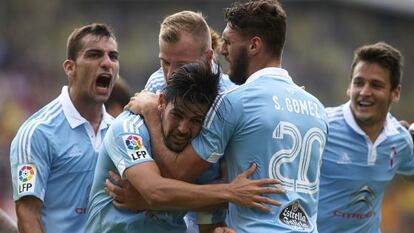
[160,100,208,152]
[347,61,400,130]
[159,34,207,82]
[68,34,119,105]
[220,24,249,85]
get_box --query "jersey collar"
[59,86,112,129]
[245,67,292,84]
[343,101,399,138]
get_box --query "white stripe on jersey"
[123,114,144,133]
[326,107,343,123]
[18,100,61,164]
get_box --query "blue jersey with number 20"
[192,67,328,233]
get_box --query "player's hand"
[124,90,159,116]
[228,163,284,212]
[213,226,237,233]
[105,171,149,211]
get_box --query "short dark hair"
[224,0,287,58]
[351,42,403,90]
[66,23,116,60]
[164,62,220,113]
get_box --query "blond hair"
[159,11,211,53]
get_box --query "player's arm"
[15,196,44,233]
[125,91,210,182]
[105,171,228,212]
[123,161,282,211]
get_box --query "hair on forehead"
[163,62,220,115]
[66,23,116,60]
[224,0,286,58]
[159,11,211,52]
[351,41,403,90]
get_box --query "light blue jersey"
[193,67,328,233]
[10,86,112,233]
[85,111,187,233]
[144,65,235,232]
[145,66,236,95]
[317,102,414,233]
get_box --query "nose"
[166,67,174,81]
[100,53,114,70]
[177,120,190,135]
[360,83,372,96]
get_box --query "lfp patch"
[17,164,36,194]
[123,135,149,161]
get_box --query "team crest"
[17,164,36,194]
[123,135,149,161]
[279,200,313,232]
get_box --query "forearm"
[126,165,231,210]
[15,197,44,233]
[139,178,232,210]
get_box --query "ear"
[346,83,351,97]
[248,36,262,55]
[205,48,214,62]
[391,85,401,103]
[158,93,165,112]
[63,59,75,78]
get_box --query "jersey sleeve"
[103,117,154,177]
[10,127,51,202]
[192,93,239,163]
[396,134,414,176]
[144,68,166,93]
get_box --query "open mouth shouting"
[96,73,113,95]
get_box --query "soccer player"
[117,10,237,233]
[317,42,414,232]
[128,1,329,232]
[85,62,283,233]
[9,23,119,233]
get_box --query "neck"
[69,92,103,134]
[247,54,281,78]
[357,119,386,143]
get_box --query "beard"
[160,114,191,153]
[229,47,249,85]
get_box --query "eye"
[191,118,204,125]
[109,52,119,61]
[352,79,364,87]
[171,111,182,119]
[371,81,385,89]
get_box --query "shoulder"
[388,114,413,147]
[218,72,237,92]
[145,68,165,93]
[14,99,63,142]
[110,111,147,135]
[325,105,345,123]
